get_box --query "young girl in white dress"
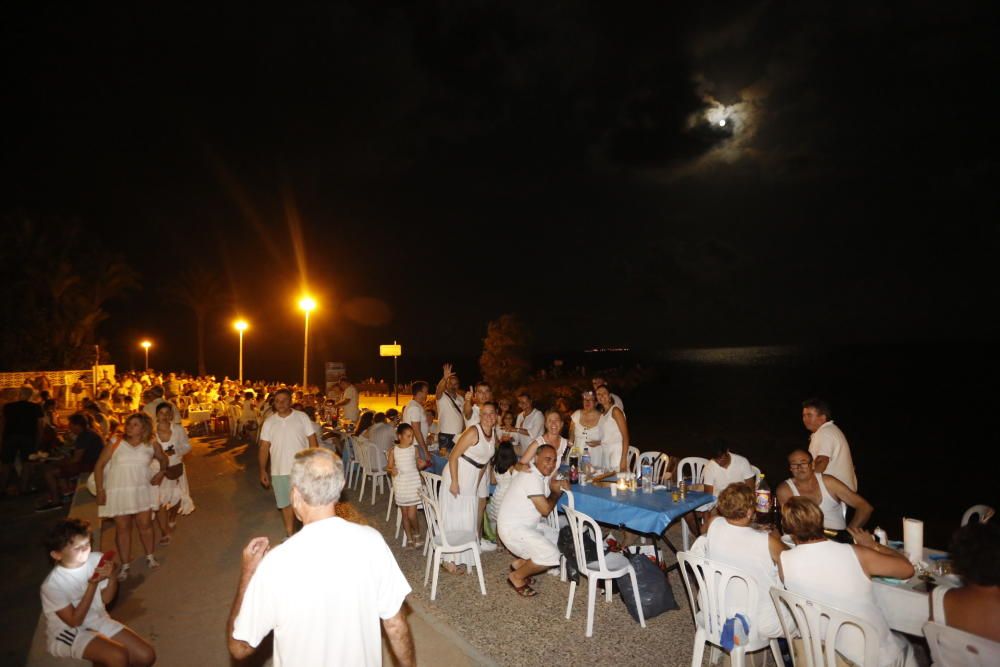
[151,403,194,545]
[486,442,519,538]
[93,413,169,581]
[387,423,424,547]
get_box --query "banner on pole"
[379,344,402,357]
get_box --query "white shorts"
[498,523,561,567]
[48,617,124,660]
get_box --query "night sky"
[3,1,997,380]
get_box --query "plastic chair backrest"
[563,506,611,575]
[769,587,881,667]
[923,621,1000,667]
[638,451,669,484]
[562,488,575,509]
[420,471,443,502]
[357,437,382,472]
[678,456,709,485]
[419,490,451,547]
[627,446,640,474]
[677,552,765,645]
[961,504,995,526]
[354,440,372,472]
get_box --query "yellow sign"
[379,344,402,357]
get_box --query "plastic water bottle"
[641,464,653,493]
[581,451,592,482]
[755,474,771,524]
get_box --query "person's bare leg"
[509,559,549,587]
[683,511,699,536]
[110,626,156,667]
[135,510,155,557]
[280,506,295,536]
[477,498,488,539]
[114,515,133,563]
[81,633,130,667]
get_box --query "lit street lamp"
[233,319,249,383]
[140,340,152,370]
[298,296,317,388]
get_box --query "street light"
[298,296,317,388]
[140,340,152,370]
[233,319,249,383]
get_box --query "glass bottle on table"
[754,473,772,525]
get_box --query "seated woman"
[704,485,787,638]
[931,521,1000,641]
[779,497,916,667]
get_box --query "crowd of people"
[2,366,996,666]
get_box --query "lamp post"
[233,319,248,383]
[298,296,316,388]
[140,340,152,370]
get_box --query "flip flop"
[507,577,538,597]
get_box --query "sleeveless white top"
[781,540,905,667]
[570,410,602,450]
[786,474,846,530]
[529,434,568,466]
[706,519,783,638]
[598,406,624,448]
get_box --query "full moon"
[719,119,727,127]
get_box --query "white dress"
[570,410,603,458]
[150,424,196,514]
[596,407,625,471]
[99,440,157,518]
[440,424,496,567]
[392,446,421,507]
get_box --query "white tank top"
[786,473,846,530]
[781,541,902,667]
[598,407,624,447]
[466,424,496,465]
[706,519,783,638]
[571,410,602,449]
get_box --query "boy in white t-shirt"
[40,519,155,665]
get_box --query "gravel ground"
[344,483,729,667]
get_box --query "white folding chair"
[356,440,387,505]
[961,504,995,526]
[923,621,1000,667]
[420,490,486,601]
[676,552,781,667]
[627,446,640,474]
[638,451,669,484]
[343,437,361,489]
[563,505,646,637]
[677,456,713,550]
[420,470,443,502]
[770,587,896,667]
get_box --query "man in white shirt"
[591,377,624,412]
[511,392,545,455]
[462,382,492,427]
[402,381,431,463]
[434,363,465,450]
[802,398,857,490]
[229,449,414,667]
[364,413,396,469]
[686,441,756,535]
[498,444,568,597]
[335,378,360,423]
[259,389,319,536]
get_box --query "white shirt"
[233,517,411,667]
[435,391,465,435]
[497,466,550,531]
[514,408,544,450]
[260,410,315,476]
[402,400,426,439]
[40,553,112,647]
[706,519,783,638]
[364,422,396,469]
[466,404,481,427]
[808,421,857,491]
[701,452,754,511]
[340,385,360,422]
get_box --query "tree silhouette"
[163,267,229,377]
[479,313,532,394]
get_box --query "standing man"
[776,449,873,541]
[801,398,857,490]
[335,378,360,424]
[0,386,43,495]
[511,393,545,456]
[591,376,624,412]
[462,382,493,427]
[229,449,414,666]
[434,364,465,451]
[402,382,431,463]
[259,388,319,537]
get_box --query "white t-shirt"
[466,404,481,427]
[233,517,411,667]
[402,400,425,435]
[808,421,857,491]
[497,466,550,531]
[40,553,112,648]
[435,392,465,435]
[341,385,360,422]
[514,409,545,450]
[260,410,315,476]
[702,452,754,510]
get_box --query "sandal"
[158,535,172,546]
[507,577,538,597]
[117,563,130,582]
[508,563,533,585]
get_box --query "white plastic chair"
[961,504,994,526]
[356,440,387,505]
[676,552,782,667]
[343,436,362,489]
[420,470,443,501]
[638,451,670,484]
[563,505,646,637]
[627,446,640,474]
[420,490,486,601]
[770,587,898,667]
[923,621,1000,667]
[677,456,713,550]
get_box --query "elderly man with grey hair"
[228,448,414,666]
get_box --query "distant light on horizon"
[584,347,630,353]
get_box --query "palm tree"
[163,267,228,376]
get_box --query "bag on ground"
[618,552,679,622]
[557,525,601,584]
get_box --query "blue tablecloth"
[557,485,714,536]
[430,453,449,475]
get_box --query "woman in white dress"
[440,402,498,573]
[387,423,424,547]
[568,391,602,462]
[151,402,194,545]
[595,385,629,471]
[519,410,569,473]
[94,413,169,581]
